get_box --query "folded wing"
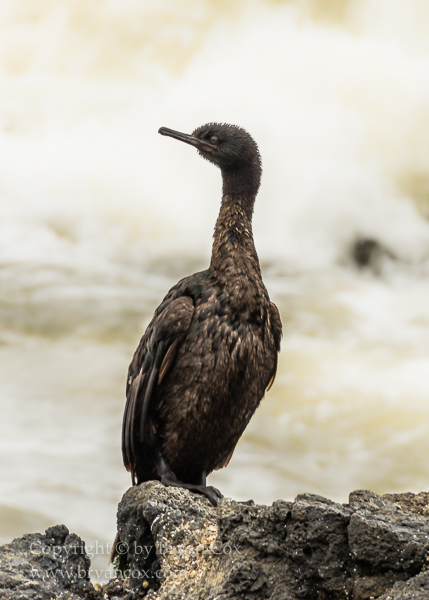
[122,295,194,483]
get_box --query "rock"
[1,486,429,599]
[383,492,429,518]
[378,570,429,600]
[113,483,429,600]
[348,490,429,574]
[0,524,95,599]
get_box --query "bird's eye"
[210,135,219,145]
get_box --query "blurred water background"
[1,0,429,575]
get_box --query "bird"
[121,123,282,507]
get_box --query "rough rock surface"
[113,484,429,600]
[1,486,429,599]
[0,524,95,599]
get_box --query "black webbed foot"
[154,450,222,506]
[195,484,223,506]
[205,485,223,503]
[160,474,222,506]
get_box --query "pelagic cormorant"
[122,123,282,506]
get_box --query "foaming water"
[1,0,429,569]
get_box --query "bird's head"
[158,123,261,196]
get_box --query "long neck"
[210,189,261,283]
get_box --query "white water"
[1,0,429,576]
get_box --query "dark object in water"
[122,123,282,507]
[352,237,396,273]
[353,238,380,268]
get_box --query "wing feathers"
[122,370,144,480]
[139,341,166,442]
[121,295,194,483]
[266,301,282,391]
[266,369,276,391]
[158,339,179,385]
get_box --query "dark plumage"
[122,123,282,506]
